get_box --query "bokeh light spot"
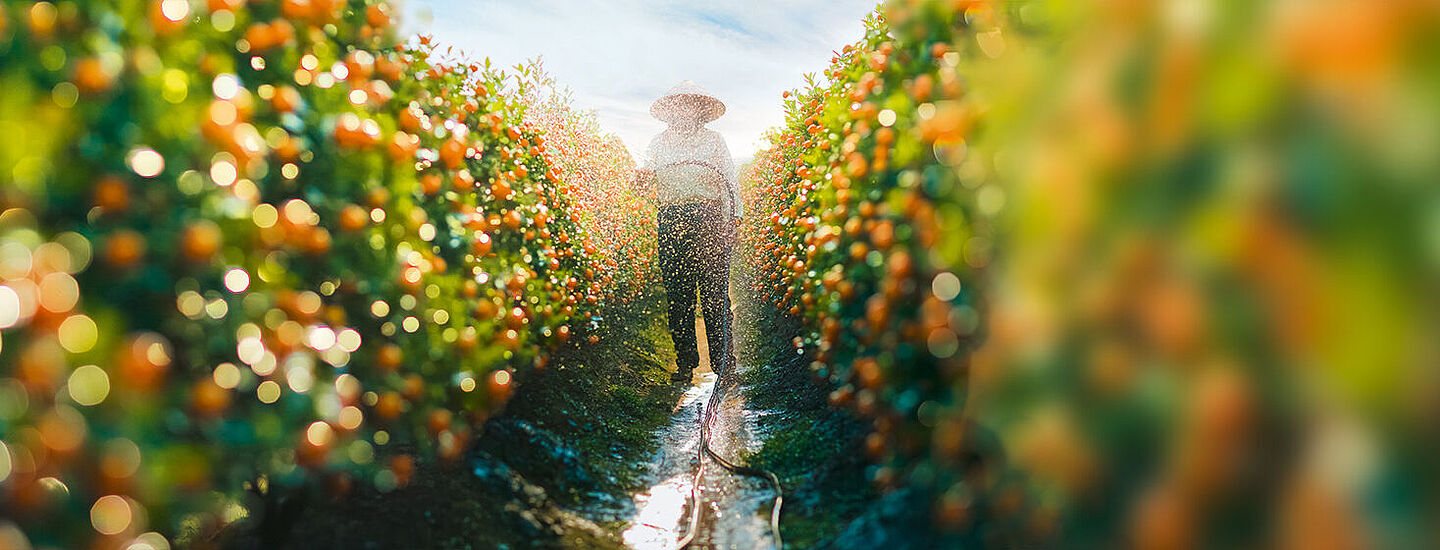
[128,148,164,178]
[338,406,363,430]
[0,286,21,328]
[58,315,98,353]
[307,326,336,351]
[159,0,188,22]
[90,495,131,535]
[0,441,11,484]
[210,158,238,186]
[252,204,278,228]
[212,74,240,100]
[223,268,250,293]
[213,363,241,390]
[878,109,897,127]
[336,328,362,352]
[69,365,110,406]
[52,81,79,108]
[306,421,333,447]
[256,380,281,404]
[38,272,79,312]
[931,272,961,301]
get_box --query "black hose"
[674,368,784,549]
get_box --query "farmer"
[635,81,743,383]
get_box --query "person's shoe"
[670,370,692,383]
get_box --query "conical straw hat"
[650,80,726,123]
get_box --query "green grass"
[734,296,882,549]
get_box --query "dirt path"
[619,300,779,549]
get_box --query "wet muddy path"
[618,306,781,549]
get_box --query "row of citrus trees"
[0,0,634,547]
[518,62,658,304]
[744,0,1438,546]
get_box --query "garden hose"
[673,370,784,549]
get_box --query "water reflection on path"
[620,366,777,549]
[621,373,714,549]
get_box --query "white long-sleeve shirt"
[642,126,744,220]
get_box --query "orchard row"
[743,0,1439,546]
[0,0,639,548]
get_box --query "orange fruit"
[426,408,452,435]
[503,209,523,230]
[388,132,418,162]
[420,172,442,195]
[73,58,113,94]
[116,333,172,392]
[191,379,231,416]
[376,55,405,82]
[93,176,129,213]
[104,230,146,268]
[366,187,391,208]
[339,204,368,232]
[439,137,466,169]
[491,179,512,201]
[280,0,310,20]
[401,374,424,401]
[390,455,415,487]
[376,344,403,372]
[374,391,403,420]
[451,169,475,192]
[207,0,245,12]
[180,220,223,262]
[472,232,492,256]
[365,2,391,28]
[271,85,302,112]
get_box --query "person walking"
[635,81,743,383]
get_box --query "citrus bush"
[741,8,1025,544]
[0,0,614,547]
[745,0,1439,545]
[518,62,658,304]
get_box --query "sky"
[399,0,878,162]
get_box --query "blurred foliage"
[0,0,627,547]
[742,0,1440,547]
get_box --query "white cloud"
[400,0,878,161]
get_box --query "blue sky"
[400,0,878,160]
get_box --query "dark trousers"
[659,201,734,376]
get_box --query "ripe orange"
[374,391,403,420]
[426,408,452,435]
[420,172,442,195]
[472,232,492,256]
[440,137,466,169]
[503,209,523,230]
[491,179,513,201]
[272,85,302,112]
[376,343,403,372]
[365,2,391,28]
[339,204,368,232]
[104,230,146,268]
[93,176,129,213]
[73,58,113,94]
[191,379,231,416]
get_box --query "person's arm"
[714,134,743,221]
